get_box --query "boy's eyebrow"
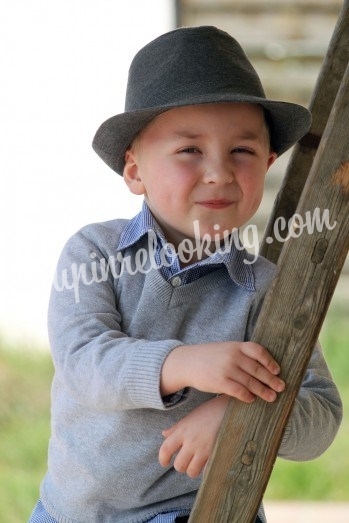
[235,131,262,141]
[173,130,203,139]
[173,130,262,141]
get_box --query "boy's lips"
[196,199,234,209]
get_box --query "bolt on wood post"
[188,61,349,523]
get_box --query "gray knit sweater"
[40,218,342,523]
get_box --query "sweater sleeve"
[48,224,183,412]
[278,341,342,460]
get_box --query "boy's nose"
[203,159,234,184]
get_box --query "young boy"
[29,26,342,523]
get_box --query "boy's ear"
[267,151,278,170]
[123,149,146,195]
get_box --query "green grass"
[0,346,53,523]
[0,306,348,522]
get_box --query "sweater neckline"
[146,265,239,309]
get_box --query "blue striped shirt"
[118,202,256,291]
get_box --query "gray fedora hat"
[92,26,311,175]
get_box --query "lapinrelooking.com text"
[53,207,336,303]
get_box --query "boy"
[29,26,342,523]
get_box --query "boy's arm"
[48,226,184,412]
[278,341,342,461]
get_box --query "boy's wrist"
[160,345,190,396]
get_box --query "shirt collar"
[118,201,166,251]
[118,201,255,291]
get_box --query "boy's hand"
[161,341,285,403]
[159,395,230,478]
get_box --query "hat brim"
[92,95,311,175]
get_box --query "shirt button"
[171,276,182,287]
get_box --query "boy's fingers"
[222,367,284,403]
[236,370,284,402]
[245,377,277,402]
[162,425,176,437]
[243,360,285,392]
[159,430,182,467]
[158,442,172,467]
[224,377,274,403]
[173,448,194,475]
[242,342,281,375]
[222,380,256,403]
[159,438,175,467]
[185,454,207,479]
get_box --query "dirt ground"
[264,501,349,523]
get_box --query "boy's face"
[124,103,276,249]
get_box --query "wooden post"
[260,0,349,263]
[188,65,349,523]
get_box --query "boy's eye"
[232,147,254,155]
[179,147,200,154]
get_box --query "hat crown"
[125,26,266,112]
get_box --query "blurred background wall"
[0,1,175,347]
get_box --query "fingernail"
[277,380,285,392]
[267,390,277,402]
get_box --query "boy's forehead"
[140,103,266,138]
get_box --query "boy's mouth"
[196,199,233,209]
